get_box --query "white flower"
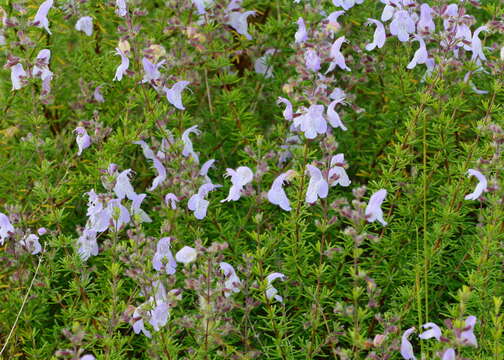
[113,48,129,81]
[19,234,42,255]
[0,212,14,245]
[365,189,387,226]
[188,183,221,220]
[227,11,256,40]
[266,272,286,302]
[182,125,201,164]
[153,237,177,275]
[295,17,308,43]
[75,16,93,36]
[164,81,190,110]
[175,246,197,264]
[418,322,441,341]
[400,327,416,360]
[365,19,386,51]
[294,104,327,139]
[305,165,328,204]
[255,49,276,78]
[77,228,98,261]
[10,63,27,91]
[33,0,53,35]
[221,166,254,202]
[74,127,91,156]
[390,10,415,42]
[464,169,487,200]
[113,169,136,201]
[116,0,127,17]
[407,37,428,70]
[328,154,351,187]
[267,171,295,211]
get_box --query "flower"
[365,189,387,226]
[107,199,131,230]
[75,16,93,36]
[441,348,456,360]
[74,127,91,156]
[295,17,308,44]
[417,4,435,34]
[0,212,14,245]
[153,237,177,275]
[32,49,51,78]
[175,246,197,264]
[418,322,441,341]
[77,228,98,261]
[294,104,327,139]
[200,159,216,183]
[328,154,351,187]
[130,193,152,223]
[80,355,95,360]
[390,10,415,42]
[304,49,321,72]
[221,166,254,202]
[326,11,345,33]
[407,36,428,70]
[219,262,241,297]
[115,0,127,17]
[332,0,364,11]
[471,26,488,65]
[277,97,293,121]
[255,49,276,78]
[458,315,477,347]
[93,86,105,103]
[163,81,190,110]
[10,63,27,91]
[19,234,42,255]
[165,193,179,209]
[266,272,286,302]
[141,57,165,84]
[227,10,256,40]
[113,48,129,81]
[113,169,136,200]
[134,140,167,191]
[37,227,47,235]
[33,0,53,35]
[464,169,487,200]
[365,19,386,51]
[400,327,416,360]
[327,99,347,131]
[188,183,221,220]
[305,164,329,204]
[182,125,201,164]
[192,0,214,15]
[267,171,295,211]
[328,36,350,72]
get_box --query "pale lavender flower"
[182,125,201,163]
[93,86,105,103]
[464,169,487,200]
[175,246,197,264]
[441,348,456,360]
[75,127,91,156]
[149,302,170,331]
[365,189,387,226]
[471,26,488,65]
[10,63,27,91]
[304,49,321,72]
[220,262,241,297]
[37,227,47,235]
[75,16,93,36]
[132,307,152,338]
[77,228,98,261]
[328,36,350,72]
[192,0,213,15]
[400,327,416,360]
[80,355,95,360]
[134,140,167,191]
[328,154,350,187]
[327,99,347,131]
[459,315,477,347]
[107,199,131,230]
[417,4,435,34]
[255,49,276,78]
[332,0,364,11]
[227,10,256,40]
[188,183,221,220]
[200,159,216,182]
[418,322,441,341]
[380,0,396,22]
[153,237,177,275]
[41,69,53,95]
[33,0,53,34]
[113,48,129,81]
[141,57,165,84]
[221,166,254,202]
[164,193,179,209]
[295,17,308,44]
[164,81,190,110]
[20,234,42,255]
[130,193,152,223]
[0,212,14,245]
[294,104,327,139]
[32,49,51,78]
[390,10,415,42]
[85,190,110,233]
[267,171,295,211]
[277,97,293,121]
[115,0,127,17]
[327,11,345,33]
[114,169,136,200]
[365,19,386,51]
[305,164,329,204]
[407,36,428,69]
[266,272,286,303]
